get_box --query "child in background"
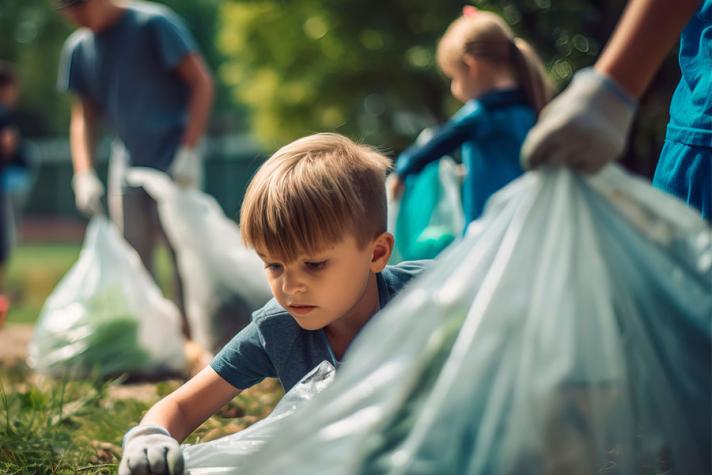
[0,61,23,327]
[118,133,429,475]
[389,6,553,224]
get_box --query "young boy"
[119,133,429,475]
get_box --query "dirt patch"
[0,323,33,364]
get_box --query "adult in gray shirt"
[56,0,214,335]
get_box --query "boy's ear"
[370,232,394,273]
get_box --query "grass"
[1,241,283,472]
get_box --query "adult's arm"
[595,0,701,98]
[174,53,214,148]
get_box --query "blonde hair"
[437,10,553,113]
[240,133,392,262]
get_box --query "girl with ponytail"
[390,5,553,224]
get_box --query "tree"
[219,0,680,175]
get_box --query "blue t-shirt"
[211,261,430,392]
[57,2,197,171]
[395,89,536,223]
[652,0,711,219]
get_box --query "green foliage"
[219,0,679,174]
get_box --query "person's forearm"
[141,397,199,443]
[595,0,700,97]
[181,68,214,148]
[69,101,97,174]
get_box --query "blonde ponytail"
[511,37,553,114]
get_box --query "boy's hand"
[170,146,202,189]
[72,170,104,217]
[119,425,184,475]
[521,68,637,173]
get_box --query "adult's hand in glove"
[169,146,202,188]
[119,425,184,475]
[521,68,637,173]
[72,170,104,217]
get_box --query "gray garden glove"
[72,170,104,217]
[169,145,202,189]
[119,424,184,475]
[521,68,637,173]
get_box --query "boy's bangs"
[242,173,361,263]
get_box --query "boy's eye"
[305,260,327,271]
[264,263,282,272]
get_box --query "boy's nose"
[281,271,306,296]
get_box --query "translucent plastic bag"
[238,165,711,474]
[28,217,186,378]
[126,169,272,353]
[183,361,336,474]
[388,158,464,262]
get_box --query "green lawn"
[1,241,283,473]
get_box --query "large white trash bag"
[28,217,186,378]
[183,361,335,474]
[237,165,711,474]
[126,169,272,353]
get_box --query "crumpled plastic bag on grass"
[182,361,335,474]
[126,169,272,353]
[235,165,711,474]
[28,217,186,378]
[388,156,464,263]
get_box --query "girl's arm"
[394,118,474,178]
[141,365,241,442]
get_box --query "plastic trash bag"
[183,361,336,474]
[388,157,464,263]
[126,168,272,353]
[28,217,186,378]
[237,165,711,474]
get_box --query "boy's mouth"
[288,304,317,316]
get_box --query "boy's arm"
[141,365,240,442]
[119,367,240,475]
[522,0,701,172]
[70,97,105,216]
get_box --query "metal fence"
[23,135,266,220]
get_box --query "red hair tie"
[462,5,479,17]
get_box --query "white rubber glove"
[521,68,637,173]
[119,425,184,475]
[71,170,104,217]
[169,146,202,188]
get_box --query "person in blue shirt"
[652,1,711,219]
[55,0,214,335]
[118,133,430,474]
[522,0,709,221]
[389,6,553,224]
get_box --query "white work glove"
[119,425,184,475]
[169,145,202,188]
[72,170,104,217]
[521,68,637,173]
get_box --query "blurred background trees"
[1,0,681,176]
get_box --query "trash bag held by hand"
[238,164,711,474]
[182,361,336,474]
[28,217,186,378]
[388,157,464,262]
[126,169,272,353]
